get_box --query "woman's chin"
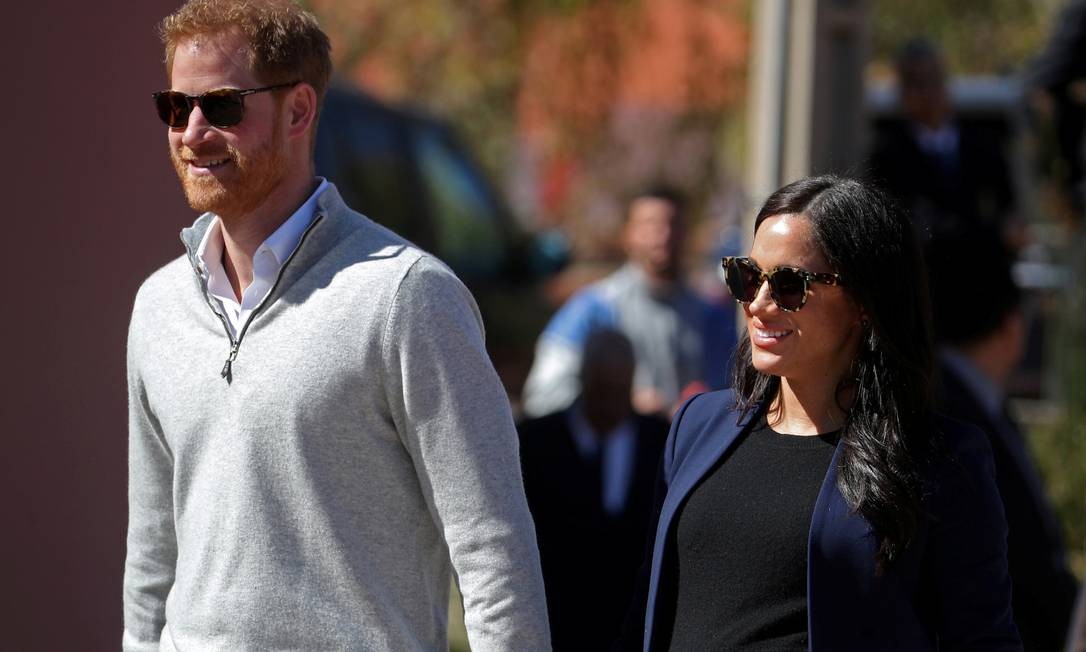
[751,350,785,377]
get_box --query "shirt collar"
[619,262,685,302]
[566,400,635,457]
[194,217,223,278]
[195,177,329,274]
[261,177,329,265]
[913,122,959,155]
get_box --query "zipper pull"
[221,342,240,379]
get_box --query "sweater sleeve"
[122,296,177,652]
[381,256,552,651]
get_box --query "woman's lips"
[751,326,793,347]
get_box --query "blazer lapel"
[806,441,878,650]
[659,409,754,521]
[643,400,759,650]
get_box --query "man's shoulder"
[934,360,991,429]
[132,255,194,312]
[375,247,483,343]
[318,187,449,285]
[592,264,646,298]
[934,412,994,462]
[389,251,466,301]
[324,200,422,261]
[538,270,626,343]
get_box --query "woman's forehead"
[751,213,827,267]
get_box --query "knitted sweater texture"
[123,185,550,651]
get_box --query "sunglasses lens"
[771,269,807,310]
[200,89,245,127]
[724,259,760,302]
[155,91,191,128]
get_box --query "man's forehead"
[171,31,253,84]
[177,31,249,63]
[629,196,680,222]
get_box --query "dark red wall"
[2,1,192,648]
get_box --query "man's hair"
[625,185,686,221]
[159,0,332,117]
[894,37,943,82]
[925,228,1021,347]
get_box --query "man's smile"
[186,156,230,171]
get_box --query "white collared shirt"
[913,122,959,159]
[196,178,329,338]
[567,404,637,516]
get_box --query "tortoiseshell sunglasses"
[152,82,299,129]
[721,256,843,312]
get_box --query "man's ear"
[286,82,317,141]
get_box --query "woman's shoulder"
[666,389,755,462]
[677,388,737,419]
[672,388,743,435]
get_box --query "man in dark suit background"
[927,232,1079,651]
[1029,0,1086,229]
[519,329,669,650]
[867,39,1019,248]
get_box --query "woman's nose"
[747,278,777,314]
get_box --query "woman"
[620,176,1020,650]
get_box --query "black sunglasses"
[722,256,843,312]
[152,82,300,129]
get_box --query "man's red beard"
[170,129,287,220]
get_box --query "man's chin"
[181,176,240,214]
[183,185,270,220]
[183,185,229,215]
[645,262,680,280]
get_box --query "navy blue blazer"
[625,389,1022,651]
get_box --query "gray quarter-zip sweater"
[123,184,551,651]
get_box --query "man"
[866,39,1018,247]
[1029,0,1086,227]
[124,1,550,650]
[927,232,1079,652]
[521,188,733,419]
[518,329,669,650]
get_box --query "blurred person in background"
[619,175,1020,650]
[927,231,1079,652]
[519,329,669,650]
[522,187,734,419]
[1070,588,1086,652]
[866,38,1020,249]
[1029,0,1086,230]
[124,1,549,649]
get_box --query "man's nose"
[181,105,216,148]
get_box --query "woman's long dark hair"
[732,175,936,570]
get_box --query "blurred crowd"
[512,13,1086,649]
